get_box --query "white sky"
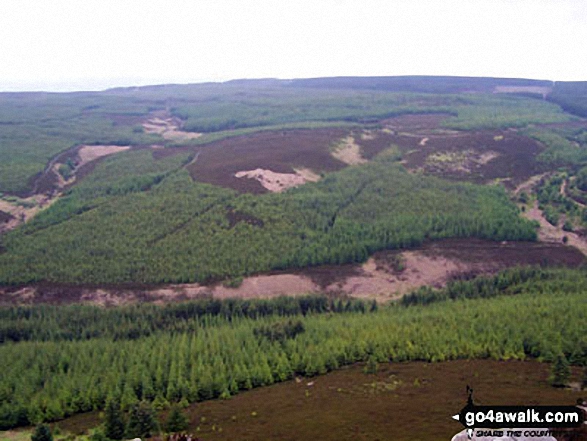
[0,0,585,92]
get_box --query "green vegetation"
[548,81,587,118]
[103,399,125,440]
[0,80,573,195]
[30,424,53,441]
[441,95,570,130]
[528,128,587,166]
[0,267,585,429]
[125,401,159,439]
[550,353,571,388]
[0,77,585,437]
[0,150,536,284]
[164,405,189,433]
[0,93,158,194]
[0,296,368,343]
[534,172,587,229]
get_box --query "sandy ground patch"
[360,130,375,140]
[143,116,202,141]
[7,238,579,306]
[477,151,499,164]
[523,201,587,255]
[325,252,466,302]
[0,146,129,234]
[49,145,129,191]
[293,167,321,182]
[51,163,75,189]
[331,136,367,165]
[0,194,55,233]
[235,168,319,192]
[214,275,318,298]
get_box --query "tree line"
[0,153,537,285]
[0,268,585,429]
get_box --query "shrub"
[31,424,53,441]
[550,353,570,388]
[126,401,159,439]
[164,405,189,433]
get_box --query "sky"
[0,0,585,92]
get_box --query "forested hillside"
[1,267,585,429]
[2,76,586,286]
[0,149,535,284]
[0,78,573,195]
[1,76,587,439]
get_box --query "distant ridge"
[286,75,554,94]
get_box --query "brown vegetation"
[187,129,349,193]
[401,131,543,189]
[2,239,581,306]
[49,360,586,441]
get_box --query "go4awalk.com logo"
[451,386,585,440]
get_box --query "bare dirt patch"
[321,238,583,302]
[331,136,367,165]
[523,201,587,255]
[293,167,321,182]
[328,252,462,301]
[235,168,319,193]
[142,113,202,141]
[360,130,376,140]
[3,239,581,306]
[213,274,318,299]
[187,128,348,193]
[0,194,56,234]
[0,145,130,234]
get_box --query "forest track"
[523,201,587,256]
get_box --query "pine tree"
[164,405,189,433]
[104,398,125,440]
[363,356,379,375]
[31,424,53,441]
[126,401,159,439]
[550,353,570,388]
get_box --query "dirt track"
[524,201,587,255]
[0,145,130,234]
